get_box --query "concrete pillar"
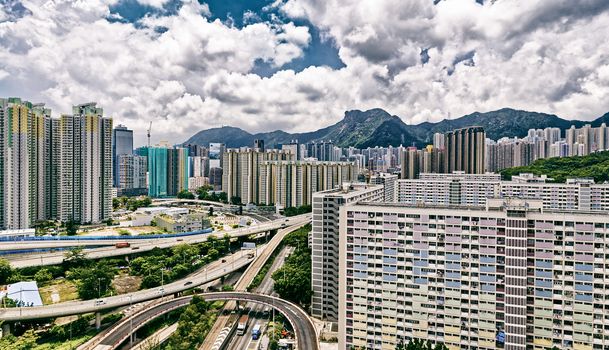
[1,323,10,338]
[95,312,101,330]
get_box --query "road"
[0,247,256,321]
[82,292,318,350]
[5,215,310,268]
[200,221,305,350]
[225,245,294,350]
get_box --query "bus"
[251,324,261,340]
[236,315,249,335]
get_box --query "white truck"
[236,314,249,335]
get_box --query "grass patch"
[32,331,95,350]
[39,279,78,305]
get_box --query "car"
[94,299,106,306]
[221,259,227,263]
[184,281,193,286]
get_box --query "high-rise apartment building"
[43,116,60,220]
[1,98,36,229]
[253,139,265,152]
[147,146,189,197]
[397,172,609,213]
[209,167,223,191]
[116,154,147,196]
[433,132,445,150]
[222,148,295,204]
[307,141,339,161]
[281,141,299,159]
[59,103,112,224]
[339,198,609,350]
[445,126,485,174]
[311,183,384,321]
[167,147,189,196]
[189,156,207,178]
[148,147,168,197]
[400,146,420,179]
[1,99,112,228]
[370,173,398,202]
[112,125,133,188]
[0,99,59,229]
[184,143,207,157]
[400,145,445,179]
[259,160,360,208]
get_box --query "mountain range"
[184,108,609,149]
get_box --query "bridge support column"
[1,323,10,338]
[95,312,101,330]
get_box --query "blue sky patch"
[108,0,344,75]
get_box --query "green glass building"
[147,146,189,197]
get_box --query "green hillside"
[500,151,609,183]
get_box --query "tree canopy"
[500,150,609,183]
[272,225,312,308]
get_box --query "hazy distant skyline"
[1,0,609,146]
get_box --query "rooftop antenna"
[147,121,152,147]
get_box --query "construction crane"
[147,121,152,147]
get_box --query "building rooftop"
[314,183,383,198]
[2,281,43,307]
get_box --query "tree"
[172,244,199,264]
[4,329,38,350]
[207,248,219,261]
[65,219,79,236]
[218,192,228,203]
[69,262,116,300]
[230,196,241,205]
[63,246,88,269]
[283,205,312,217]
[0,258,12,284]
[196,185,213,200]
[166,296,214,350]
[400,339,448,350]
[33,220,56,235]
[177,190,195,200]
[34,268,53,283]
[271,225,312,308]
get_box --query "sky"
[1,0,609,146]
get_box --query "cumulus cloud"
[135,0,172,8]
[0,0,608,146]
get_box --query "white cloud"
[135,0,171,8]
[1,0,609,146]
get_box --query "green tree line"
[272,224,312,308]
[500,150,609,183]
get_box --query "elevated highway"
[5,215,310,268]
[81,292,318,350]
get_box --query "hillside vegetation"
[500,151,609,183]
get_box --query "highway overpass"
[0,248,253,321]
[78,221,309,349]
[5,214,310,268]
[0,220,311,321]
[80,292,318,350]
